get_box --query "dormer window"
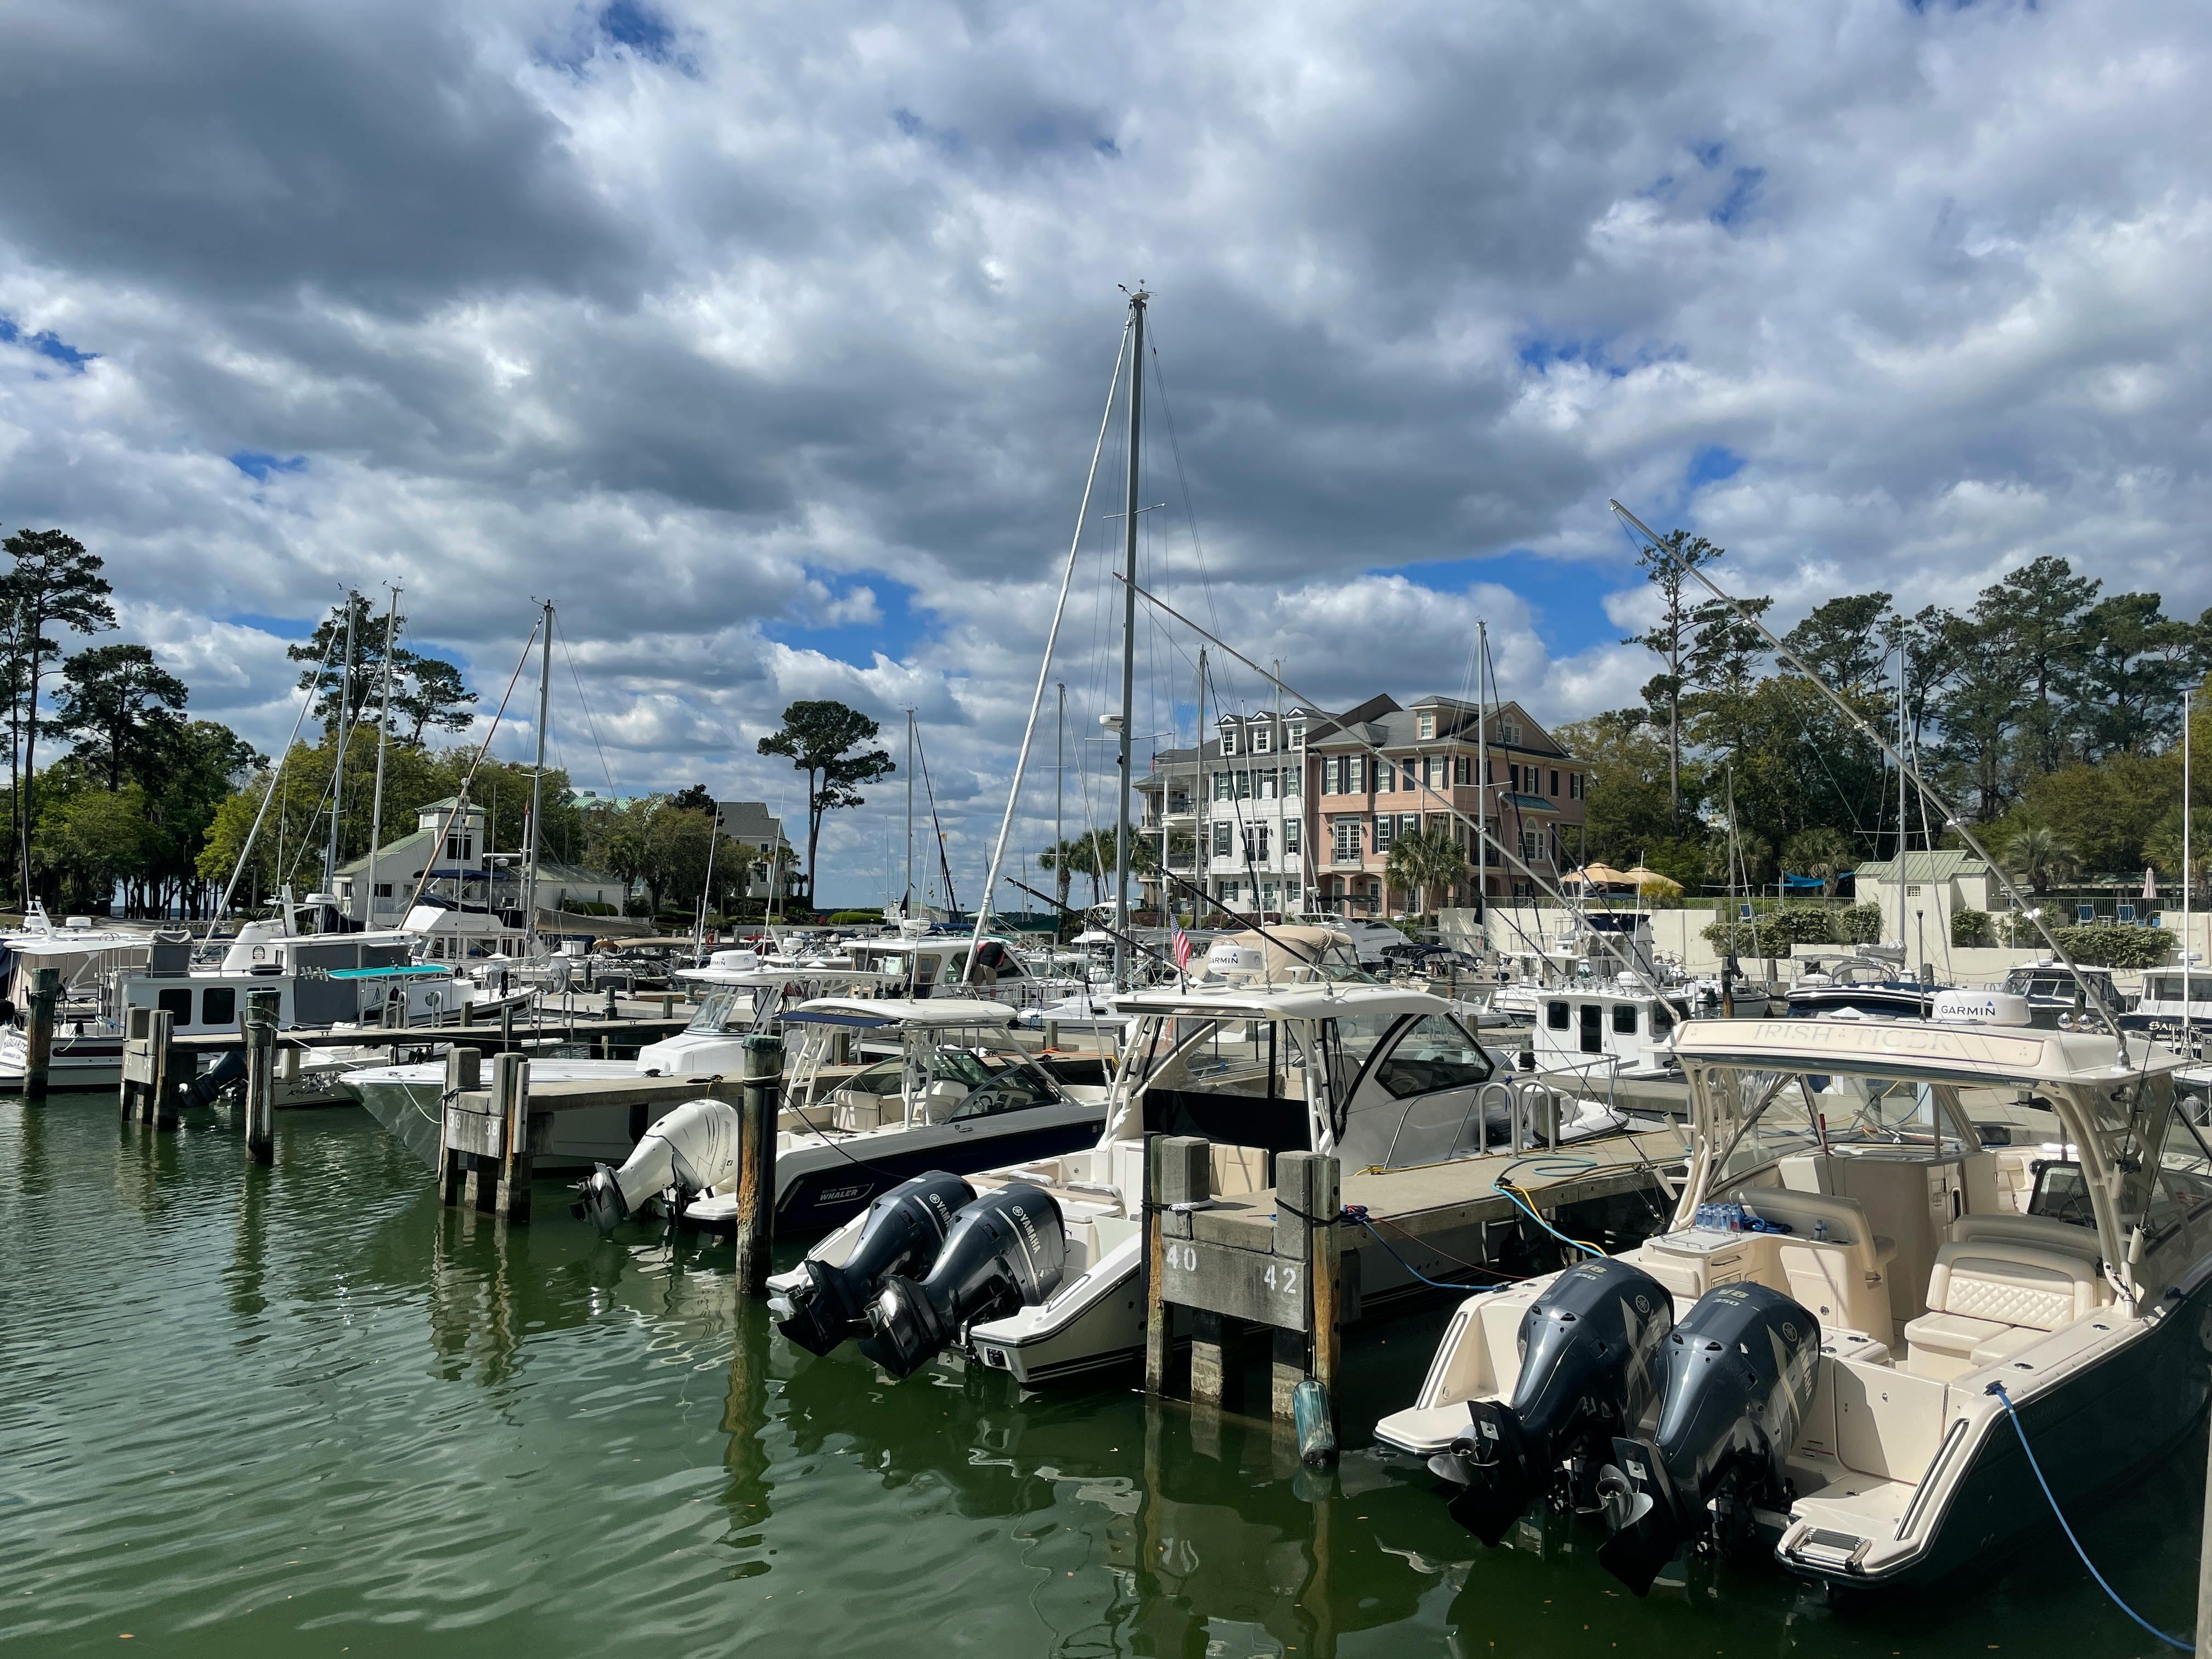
[1417,713,1436,740]
[1501,720,1522,744]
[1220,725,1238,757]
[1251,725,1272,754]
[1287,720,1306,747]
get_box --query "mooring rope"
[1987,1381,2192,1651]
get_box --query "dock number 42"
[1263,1263,1300,1295]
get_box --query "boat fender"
[572,1098,741,1233]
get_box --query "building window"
[1221,726,1238,756]
[1333,818,1361,862]
[1287,720,1306,747]
[1284,818,1301,854]
[1282,764,1301,796]
[1376,759,1396,792]
[1220,880,1240,906]
[1212,822,1232,858]
[1521,827,1542,865]
[1401,813,1420,839]
[1322,757,1341,795]
[1261,880,1279,910]
[1455,755,1471,786]
[1374,815,1396,852]
[1550,769,1560,797]
[1509,764,1521,793]
[1235,770,1254,799]
[373,882,393,898]
[1417,713,1436,739]
[1252,725,1272,754]
[1501,720,1522,744]
[1214,771,1232,802]
[1243,825,1271,862]
[1569,772,1583,800]
[1259,769,1279,800]
[445,834,467,860]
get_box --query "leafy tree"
[3,528,116,903]
[1681,594,1771,777]
[2069,592,2195,757]
[32,781,150,909]
[1621,530,1724,820]
[1928,613,2023,821]
[53,644,189,791]
[1384,825,1470,915]
[288,590,477,741]
[757,701,895,889]
[1781,826,1858,896]
[1781,592,1894,703]
[669,783,715,814]
[2014,753,2174,873]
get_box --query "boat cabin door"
[1579,1002,1602,1055]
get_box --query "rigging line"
[911,721,960,915]
[205,622,343,938]
[278,679,381,891]
[396,620,546,924]
[554,616,620,796]
[1607,498,2130,1049]
[1139,320,1227,646]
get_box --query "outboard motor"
[768,1171,977,1357]
[1430,1257,1675,1544]
[1595,1284,1820,1595]
[859,1184,1066,1379]
[178,1049,248,1110]
[573,1098,742,1232]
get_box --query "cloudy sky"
[2,0,2207,905]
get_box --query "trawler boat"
[1373,1007,2212,1594]
[1999,960,2130,1030]
[764,929,1631,1384]
[1527,982,1684,1083]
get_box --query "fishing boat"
[1996,959,2130,1030]
[596,998,1111,1236]
[1373,1003,2212,1594]
[1784,951,1935,1021]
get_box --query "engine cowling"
[1595,1283,1821,1595]
[573,1098,742,1233]
[768,1171,977,1357]
[1430,1257,1675,1545]
[859,1183,1066,1379]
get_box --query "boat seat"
[1739,1188,1895,1338]
[828,1092,890,1132]
[1948,1211,2101,1264]
[917,1080,969,1124]
[1901,1240,2109,1380]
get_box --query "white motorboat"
[1373,1005,2212,1594]
[765,929,1631,1385]
[561,997,1111,1234]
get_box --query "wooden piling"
[242,988,279,1164]
[732,1032,785,1296]
[436,1046,482,1207]
[1145,1135,1210,1397]
[24,965,58,1099]
[603,986,617,1023]
[499,1003,514,1055]
[493,1052,534,1220]
[120,1005,178,1127]
[662,992,674,1020]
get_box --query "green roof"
[1852,850,1989,881]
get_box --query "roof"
[795,997,1018,1026]
[1669,1015,2179,1085]
[1852,850,1990,882]
[1110,981,1450,1021]
[714,800,787,845]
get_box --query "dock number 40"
[1263,1263,1300,1295]
[1165,1243,1199,1271]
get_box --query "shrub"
[567,900,618,917]
[1701,903,1839,959]
[1950,910,1991,948]
[2047,924,2171,969]
[1834,903,1884,946]
[828,909,883,926]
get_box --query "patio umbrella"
[1568,862,1633,887]
[1624,865,1683,894]
[2144,866,2158,901]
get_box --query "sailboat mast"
[525,600,552,956]
[366,586,399,929]
[2186,687,2194,1028]
[1054,683,1064,915]
[1475,620,1488,927]
[904,708,915,916]
[1113,286,1147,989]
[323,598,354,900]
[1194,649,1208,926]
[1897,642,1908,967]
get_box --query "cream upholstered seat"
[1947,1211,2102,1262]
[1901,1240,2109,1380]
[1738,1188,1896,1338]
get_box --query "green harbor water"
[1,1098,2198,1657]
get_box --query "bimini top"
[1110,980,1449,1023]
[791,997,1018,1028]
[1671,1015,2182,1086]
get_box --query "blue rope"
[1338,1205,1506,1294]
[1987,1382,2192,1651]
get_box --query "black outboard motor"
[180,1049,247,1110]
[768,1171,977,1357]
[1595,1283,1820,1595]
[859,1183,1066,1379]
[1430,1257,1675,1545]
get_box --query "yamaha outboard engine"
[573,1098,742,1233]
[768,1171,977,1357]
[180,1049,247,1110]
[1429,1257,1675,1545]
[1595,1283,1820,1595]
[859,1184,1066,1379]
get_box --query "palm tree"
[2005,826,2080,896]
[1384,826,1471,916]
[1781,826,1858,898]
[1040,829,1156,910]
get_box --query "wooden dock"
[1145,1122,1690,1432]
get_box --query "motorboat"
[763,928,1633,1385]
[1374,1003,2212,1594]
[1784,951,1936,1021]
[583,997,1110,1235]
[1525,980,1684,1084]
[2000,960,2130,1030]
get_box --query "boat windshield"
[1115,1013,1317,1152]
[1702,1067,1979,1197]
[684,990,756,1035]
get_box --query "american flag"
[1171,927,1193,969]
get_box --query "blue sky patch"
[761,569,928,665]
[1687,444,1745,488]
[1712,166,1765,228]
[1364,551,1638,659]
[0,315,97,370]
[229,451,307,482]
[227,611,317,640]
[599,0,674,60]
